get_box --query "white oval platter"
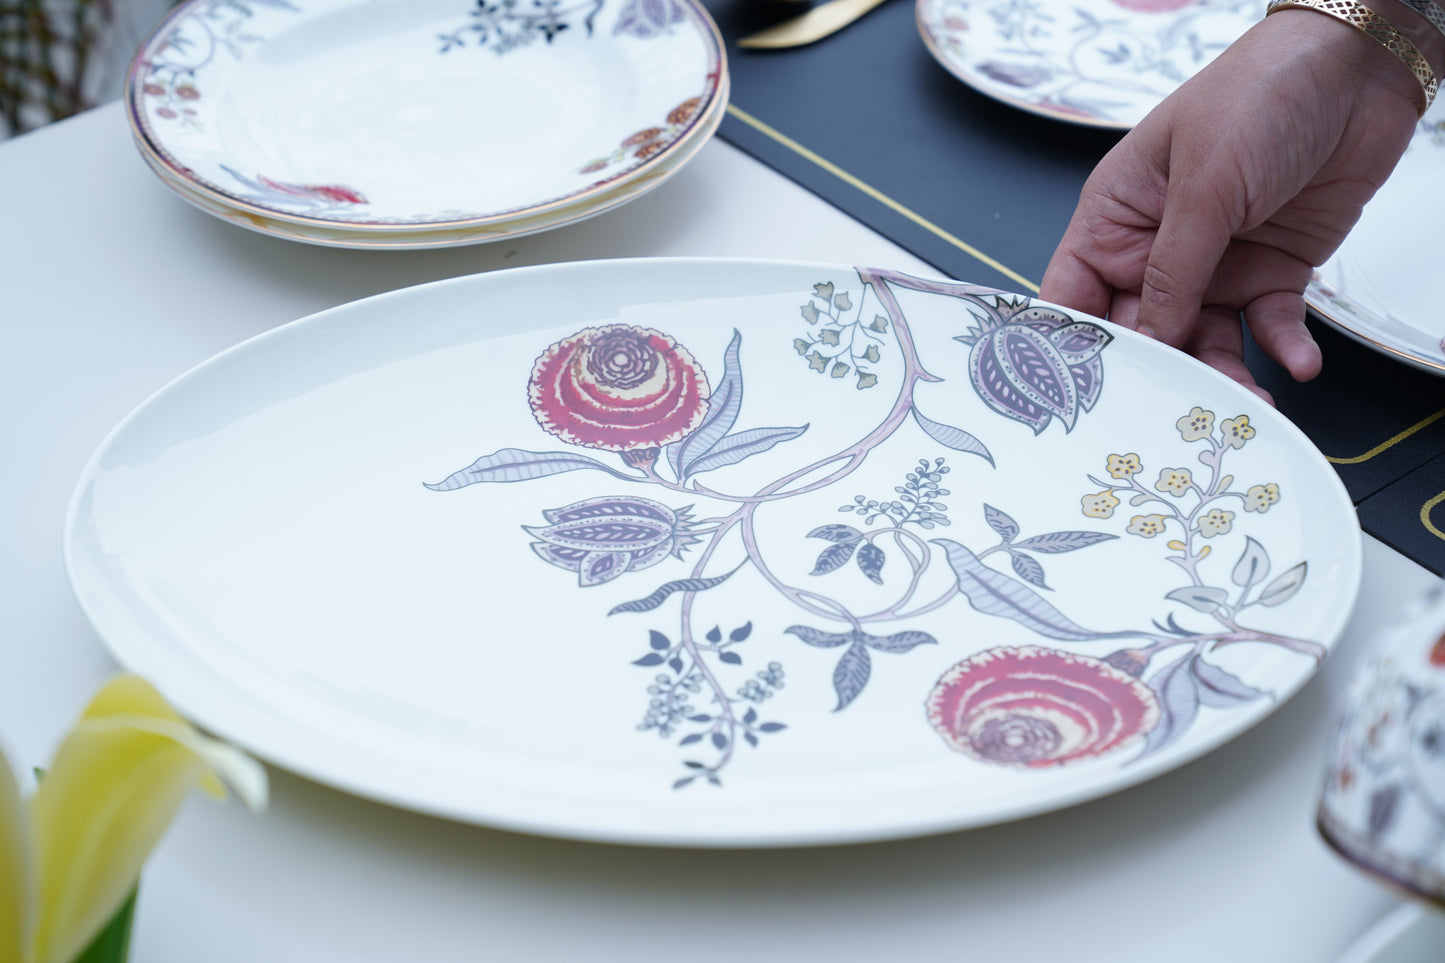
[65,258,1362,846]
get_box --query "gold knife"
[738,0,893,48]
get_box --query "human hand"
[1039,5,1439,402]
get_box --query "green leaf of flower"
[72,887,136,963]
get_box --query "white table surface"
[2,103,1438,963]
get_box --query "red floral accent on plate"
[927,645,1160,767]
[667,97,702,126]
[258,176,368,205]
[621,127,665,148]
[528,324,710,452]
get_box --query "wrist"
[1265,0,1443,114]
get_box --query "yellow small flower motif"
[1199,508,1235,537]
[1081,490,1120,518]
[1221,415,1256,449]
[1105,453,1142,479]
[1245,483,1280,513]
[1154,468,1194,496]
[1177,406,1215,441]
[1127,514,1169,538]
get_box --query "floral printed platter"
[65,258,1362,847]
[916,0,1257,128]
[125,0,725,244]
[1306,105,1445,377]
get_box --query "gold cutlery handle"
[738,0,893,49]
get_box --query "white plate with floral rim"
[64,258,1361,847]
[1306,106,1445,376]
[125,0,725,243]
[136,71,729,249]
[916,0,1256,128]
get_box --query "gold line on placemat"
[725,105,1039,293]
[1422,490,1445,542]
[1324,408,1445,464]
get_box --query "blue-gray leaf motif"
[810,541,859,576]
[983,504,1018,541]
[1010,551,1048,589]
[1192,658,1272,708]
[1259,562,1307,607]
[614,0,684,37]
[607,566,742,615]
[667,330,742,481]
[1165,586,1230,614]
[681,425,809,477]
[863,630,936,653]
[856,542,885,584]
[911,407,994,465]
[932,538,1110,641]
[1013,531,1117,554]
[784,625,854,648]
[832,643,872,711]
[1232,537,1271,589]
[425,447,630,490]
[1141,653,1201,756]
[808,524,864,544]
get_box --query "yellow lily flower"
[1,674,266,963]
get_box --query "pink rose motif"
[927,645,1160,767]
[257,175,367,205]
[529,324,711,453]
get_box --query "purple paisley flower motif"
[955,301,1111,435]
[614,0,684,37]
[527,495,700,587]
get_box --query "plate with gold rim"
[126,0,725,243]
[134,71,729,249]
[916,0,1256,128]
[1306,104,1445,377]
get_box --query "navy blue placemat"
[1357,451,1445,574]
[702,0,1445,575]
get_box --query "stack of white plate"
[125,0,728,249]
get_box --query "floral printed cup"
[1318,581,1445,907]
